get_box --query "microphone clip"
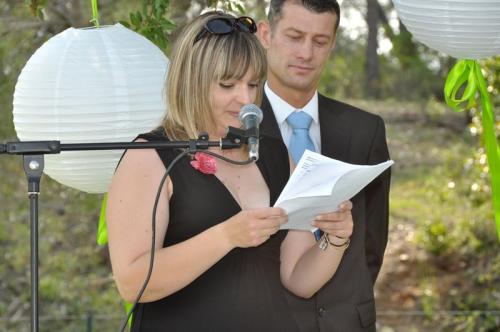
[223,126,258,150]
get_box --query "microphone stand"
[0,128,250,332]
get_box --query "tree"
[365,0,380,98]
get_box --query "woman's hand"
[312,201,353,240]
[223,208,288,248]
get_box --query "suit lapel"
[318,94,351,162]
[260,93,283,140]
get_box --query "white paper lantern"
[13,23,169,193]
[393,0,500,59]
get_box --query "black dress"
[131,128,300,332]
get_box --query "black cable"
[198,149,254,166]
[119,149,253,332]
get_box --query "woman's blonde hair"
[163,11,267,140]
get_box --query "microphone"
[238,104,263,161]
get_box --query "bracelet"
[318,233,350,251]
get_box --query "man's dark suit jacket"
[260,93,391,332]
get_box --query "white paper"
[275,149,394,231]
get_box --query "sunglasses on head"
[194,16,257,44]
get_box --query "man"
[257,1,391,331]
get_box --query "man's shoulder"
[318,93,383,124]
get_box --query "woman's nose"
[236,86,253,105]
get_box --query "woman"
[107,11,353,331]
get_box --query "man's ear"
[257,20,271,49]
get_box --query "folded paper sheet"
[275,150,393,231]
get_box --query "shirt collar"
[264,82,319,125]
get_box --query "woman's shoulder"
[112,127,170,176]
[134,127,188,170]
[111,141,167,195]
[136,127,169,142]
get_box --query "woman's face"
[209,69,260,138]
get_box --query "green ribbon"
[90,0,100,27]
[444,59,500,240]
[125,302,133,327]
[96,193,108,245]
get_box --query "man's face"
[260,3,337,96]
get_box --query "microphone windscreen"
[239,104,263,124]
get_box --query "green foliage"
[0,171,123,330]
[386,59,499,331]
[24,0,46,19]
[319,34,446,102]
[118,0,246,51]
[440,253,500,331]
[419,219,449,256]
[384,117,498,332]
[319,35,366,99]
[400,142,495,257]
[461,58,500,231]
[436,58,500,331]
[120,0,176,50]
[419,279,438,319]
[207,0,246,14]
[381,49,446,102]
[0,3,41,140]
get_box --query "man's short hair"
[268,0,341,31]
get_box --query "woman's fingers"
[312,201,353,238]
[227,208,288,248]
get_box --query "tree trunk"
[365,0,380,99]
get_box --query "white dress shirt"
[264,82,321,153]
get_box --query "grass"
[364,100,500,331]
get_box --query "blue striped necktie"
[286,111,322,240]
[287,111,315,164]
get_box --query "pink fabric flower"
[190,152,217,174]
